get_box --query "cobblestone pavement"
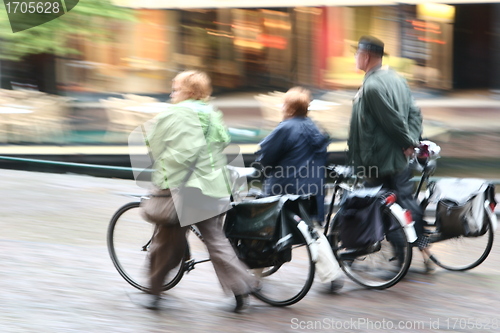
[2,169,500,333]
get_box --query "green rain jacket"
[147,99,232,198]
[347,66,423,176]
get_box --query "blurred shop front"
[57,7,296,95]
[51,1,458,97]
[4,1,500,172]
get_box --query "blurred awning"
[111,0,500,9]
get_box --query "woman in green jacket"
[144,71,258,311]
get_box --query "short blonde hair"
[283,87,311,117]
[173,70,212,101]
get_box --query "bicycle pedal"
[184,259,196,273]
[422,220,436,227]
[369,241,381,252]
[423,229,439,240]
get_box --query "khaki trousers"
[149,214,257,296]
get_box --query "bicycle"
[411,146,496,272]
[325,141,497,289]
[107,166,318,307]
[324,165,416,290]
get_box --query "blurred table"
[0,105,34,114]
[124,103,171,113]
[308,99,341,111]
[273,99,341,111]
[0,105,35,142]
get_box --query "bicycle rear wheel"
[330,208,412,289]
[250,219,315,307]
[428,219,494,271]
[107,202,186,292]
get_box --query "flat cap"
[354,35,386,56]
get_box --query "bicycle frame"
[414,157,498,244]
[182,167,321,273]
[323,166,417,244]
[227,165,320,253]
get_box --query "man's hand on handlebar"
[403,146,415,157]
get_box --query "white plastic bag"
[314,232,342,283]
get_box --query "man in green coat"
[348,36,422,176]
[347,36,435,273]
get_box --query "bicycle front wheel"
[330,208,412,289]
[428,219,494,271]
[107,202,186,292]
[251,219,315,307]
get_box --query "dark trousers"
[148,223,188,296]
[148,214,258,296]
[365,167,424,238]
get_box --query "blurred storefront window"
[55,4,455,95]
[60,10,174,94]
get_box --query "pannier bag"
[336,186,385,249]
[225,195,313,268]
[432,178,496,237]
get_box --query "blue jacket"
[256,117,331,221]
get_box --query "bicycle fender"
[485,200,498,231]
[293,216,319,262]
[389,204,418,243]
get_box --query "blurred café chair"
[255,93,283,128]
[101,98,142,137]
[32,98,70,142]
[0,103,37,142]
[122,94,159,105]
